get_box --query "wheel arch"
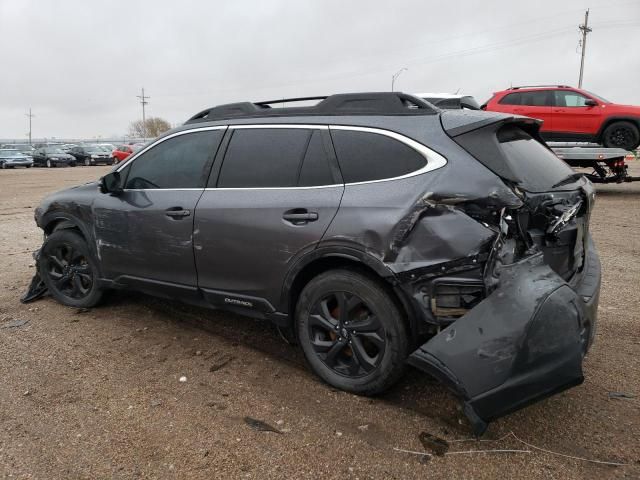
[596,116,640,143]
[282,248,419,341]
[41,213,98,263]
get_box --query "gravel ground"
[0,163,638,479]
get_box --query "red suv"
[483,85,640,150]
[111,145,139,163]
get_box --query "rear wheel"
[602,121,640,150]
[39,230,103,308]
[84,158,90,166]
[1,162,6,169]
[112,157,118,165]
[46,159,52,168]
[296,269,408,395]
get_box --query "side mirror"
[100,171,123,194]
[584,99,598,107]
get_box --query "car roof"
[415,92,471,99]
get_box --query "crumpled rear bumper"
[408,237,601,435]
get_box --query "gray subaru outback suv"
[26,93,601,434]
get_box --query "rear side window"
[496,125,573,191]
[330,129,426,183]
[124,130,222,189]
[218,128,311,188]
[499,91,550,106]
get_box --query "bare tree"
[128,117,171,138]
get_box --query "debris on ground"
[244,417,282,434]
[608,392,636,400]
[419,431,449,456]
[179,376,187,383]
[1,318,29,329]
[208,352,235,372]
[150,399,163,407]
[20,266,47,304]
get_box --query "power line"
[578,9,592,88]
[136,88,150,140]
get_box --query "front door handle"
[165,207,191,218]
[283,209,318,224]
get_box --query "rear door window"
[298,130,335,186]
[124,130,222,189]
[217,128,312,188]
[330,129,426,183]
[499,91,551,106]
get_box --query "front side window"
[217,128,312,188]
[330,129,426,183]
[554,91,591,107]
[124,130,222,189]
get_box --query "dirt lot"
[0,164,638,479]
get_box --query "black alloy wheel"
[308,291,386,377]
[39,230,103,307]
[602,121,640,150]
[296,269,408,395]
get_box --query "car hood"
[607,104,640,114]
[0,154,30,159]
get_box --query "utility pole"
[391,67,408,92]
[578,9,592,88]
[136,88,150,140]
[26,108,35,145]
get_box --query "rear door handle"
[283,210,318,224]
[165,207,191,218]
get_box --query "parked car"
[60,144,78,152]
[483,85,640,150]
[1,143,35,155]
[32,147,75,167]
[68,145,117,166]
[97,143,116,153]
[416,92,481,110]
[29,92,600,434]
[111,144,138,163]
[0,149,33,168]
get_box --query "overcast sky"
[1,0,638,140]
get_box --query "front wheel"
[602,121,640,150]
[84,158,90,166]
[46,159,52,168]
[296,269,408,395]
[39,229,103,308]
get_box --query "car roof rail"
[185,92,438,124]
[507,85,573,90]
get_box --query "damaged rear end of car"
[397,111,600,435]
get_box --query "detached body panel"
[409,239,600,434]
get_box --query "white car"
[415,92,480,110]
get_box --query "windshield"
[86,146,105,153]
[0,149,20,156]
[44,147,66,154]
[584,90,610,103]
